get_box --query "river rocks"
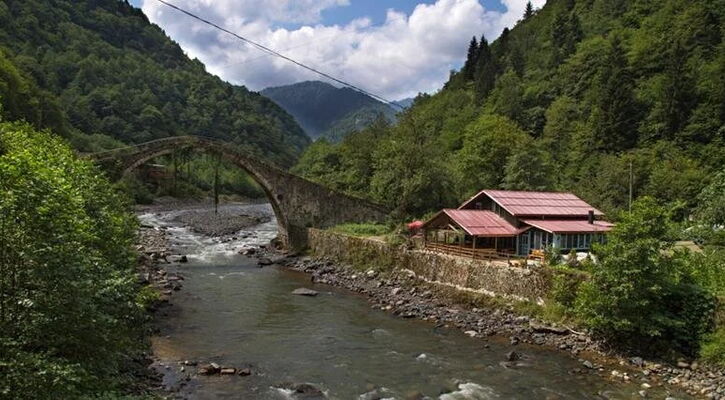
[292,288,319,296]
[258,257,273,266]
[171,206,271,237]
[529,321,568,335]
[238,367,252,376]
[178,255,188,263]
[282,383,326,399]
[506,351,521,361]
[198,363,221,375]
[220,367,237,375]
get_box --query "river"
[140,204,686,400]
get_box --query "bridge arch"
[91,136,388,251]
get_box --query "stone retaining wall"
[308,229,552,302]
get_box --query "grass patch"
[330,223,392,237]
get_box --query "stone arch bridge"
[89,136,389,251]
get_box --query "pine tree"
[551,12,568,64]
[591,36,639,152]
[523,1,535,20]
[462,36,479,81]
[474,36,497,104]
[564,13,583,56]
[551,11,583,65]
[663,40,695,139]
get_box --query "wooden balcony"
[424,242,517,261]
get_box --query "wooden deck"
[424,242,518,261]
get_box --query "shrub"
[574,197,716,355]
[700,327,725,365]
[0,122,143,397]
[550,267,587,308]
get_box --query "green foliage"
[454,114,531,196]
[0,122,145,398]
[292,0,722,220]
[574,198,716,355]
[331,223,392,237]
[678,249,725,298]
[0,0,308,164]
[701,326,725,365]
[696,169,725,227]
[550,266,588,308]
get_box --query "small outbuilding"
[422,190,613,260]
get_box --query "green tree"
[474,36,497,104]
[503,142,555,191]
[523,1,535,20]
[575,197,715,354]
[695,169,725,227]
[489,69,524,121]
[462,36,479,81]
[454,114,531,196]
[0,121,144,398]
[590,36,640,152]
[370,113,455,217]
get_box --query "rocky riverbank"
[250,251,724,400]
[171,207,270,237]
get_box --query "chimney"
[588,210,595,224]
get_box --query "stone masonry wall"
[308,229,552,302]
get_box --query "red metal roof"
[432,209,523,237]
[521,219,614,234]
[459,189,604,217]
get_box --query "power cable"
[152,0,405,110]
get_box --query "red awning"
[521,219,614,234]
[429,209,523,237]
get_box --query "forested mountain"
[0,0,310,167]
[262,80,398,142]
[293,0,724,218]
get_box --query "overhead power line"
[152,0,405,110]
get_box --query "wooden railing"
[424,242,517,261]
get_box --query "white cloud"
[141,0,545,100]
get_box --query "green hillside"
[262,80,398,142]
[293,0,724,217]
[0,0,310,167]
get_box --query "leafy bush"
[574,197,716,355]
[700,327,725,365]
[550,267,587,308]
[0,122,144,397]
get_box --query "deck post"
[472,236,477,260]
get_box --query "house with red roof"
[422,190,614,259]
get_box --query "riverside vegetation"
[293,0,725,369]
[0,117,152,399]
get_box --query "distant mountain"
[392,97,415,109]
[0,0,309,167]
[261,81,398,142]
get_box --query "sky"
[129,0,545,101]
